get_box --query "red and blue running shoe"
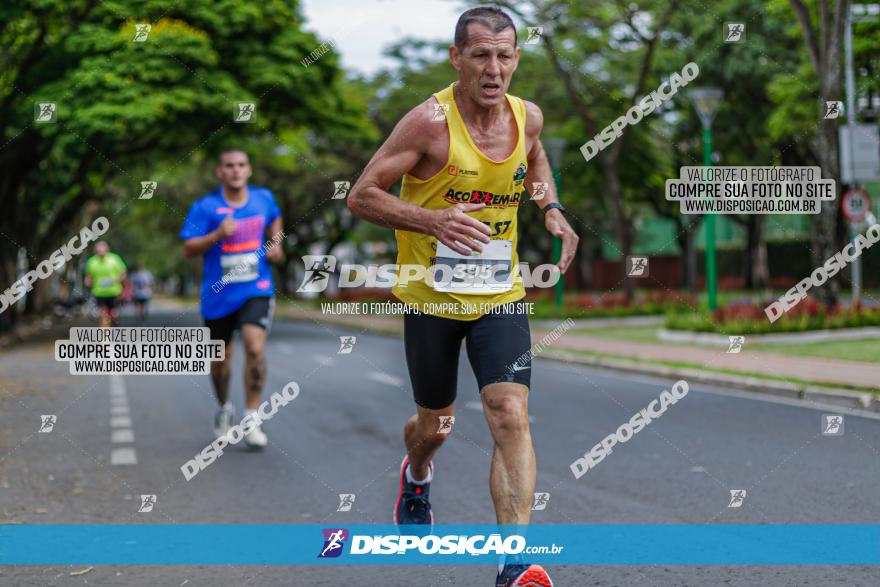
[496,562,553,587]
[393,455,434,528]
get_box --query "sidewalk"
[554,332,880,390]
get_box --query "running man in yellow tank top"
[348,8,577,586]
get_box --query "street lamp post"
[688,88,724,311]
[543,138,567,307]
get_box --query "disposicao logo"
[319,528,348,558]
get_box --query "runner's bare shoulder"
[521,100,545,156]
[391,96,448,154]
[523,100,544,138]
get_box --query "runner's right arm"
[182,215,236,258]
[348,104,490,255]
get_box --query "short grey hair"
[454,7,517,52]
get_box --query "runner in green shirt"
[84,241,127,327]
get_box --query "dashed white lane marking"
[109,374,136,465]
[464,400,535,423]
[112,429,135,443]
[110,416,132,428]
[110,447,137,465]
[367,371,404,387]
[313,354,335,366]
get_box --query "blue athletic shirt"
[180,186,281,320]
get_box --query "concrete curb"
[534,315,664,330]
[658,326,880,346]
[538,349,879,413]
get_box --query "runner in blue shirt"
[180,148,284,449]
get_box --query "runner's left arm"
[264,217,284,263]
[117,255,128,286]
[523,101,579,273]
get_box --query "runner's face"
[216,152,252,190]
[452,25,519,107]
[95,242,108,257]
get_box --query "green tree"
[0,0,367,326]
[786,0,851,305]
[494,0,683,299]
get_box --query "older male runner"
[348,7,578,586]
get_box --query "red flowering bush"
[669,296,880,333]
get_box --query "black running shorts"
[95,295,118,310]
[403,300,532,410]
[204,297,274,343]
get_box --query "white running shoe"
[213,406,235,438]
[244,422,268,449]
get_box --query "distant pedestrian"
[130,263,155,322]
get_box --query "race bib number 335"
[432,240,513,294]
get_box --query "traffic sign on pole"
[841,187,871,224]
[841,188,872,305]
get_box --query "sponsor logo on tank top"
[442,188,523,207]
[447,165,480,177]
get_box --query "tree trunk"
[789,0,849,307]
[685,219,698,292]
[22,242,59,316]
[813,113,842,305]
[751,216,770,290]
[602,158,634,299]
[276,258,290,296]
[743,217,756,290]
[0,245,18,331]
[25,275,54,317]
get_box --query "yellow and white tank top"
[392,82,528,321]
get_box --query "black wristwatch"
[542,202,566,215]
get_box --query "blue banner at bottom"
[1,524,879,565]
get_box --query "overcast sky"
[300,0,469,75]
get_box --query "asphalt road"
[1,306,879,586]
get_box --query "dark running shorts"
[403,300,532,410]
[95,296,118,310]
[204,297,274,343]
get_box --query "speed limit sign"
[841,188,871,224]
